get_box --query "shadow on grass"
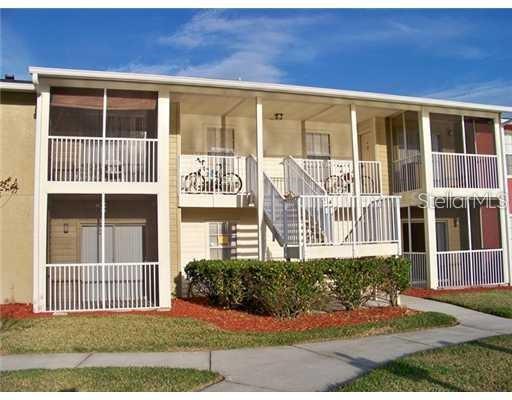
[332,340,466,392]
[0,318,23,332]
[471,340,512,356]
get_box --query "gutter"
[28,66,512,114]
[0,81,36,92]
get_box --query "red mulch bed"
[0,299,416,333]
[404,286,512,299]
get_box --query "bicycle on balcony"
[184,157,243,194]
[324,162,376,194]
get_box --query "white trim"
[419,107,438,289]
[157,90,171,308]
[256,97,265,260]
[32,89,43,311]
[29,66,512,114]
[0,81,35,92]
[495,116,510,284]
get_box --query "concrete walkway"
[1,295,511,391]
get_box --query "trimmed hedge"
[185,256,411,318]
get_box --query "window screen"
[305,133,330,159]
[209,222,237,260]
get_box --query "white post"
[33,84,50,312]
[256,97,265,260]
[419,108,438,289]
[350,105,361,254]
[102,89,107,181]
[157,90,171,308]
[101,193,106,306]
[495,116,510,284]
[350,104,361,197]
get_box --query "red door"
[474,119,495,155]
[480,206,500,249]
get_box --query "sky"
[1,8,511,106]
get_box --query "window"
[209,222,237,260]
[207,127,235,155]
[305,132,330,159]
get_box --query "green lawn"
[337,335,512,392]
[429,289,512,318]
[0,312,456,354]
[0,367,221,392]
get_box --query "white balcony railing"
[298,159,382,195]
[404,252,427,288]
[437,249,504,288]
[297,195,400,246]
[432,152,499,189]
[180,154,246,194]
[48,136,158,183]
[45,262,159,312]
[392,154,422,193]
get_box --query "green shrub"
[377,256,411,306]
[323,258,379,310]
[185,260,325,317]
[185,259,250,307]
[248,261,326,318]
[185,256,412,317]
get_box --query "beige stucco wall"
[0,91,36,304]
[180,113,352,159]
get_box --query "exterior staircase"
[247,155,401,260]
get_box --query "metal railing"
[404,252,427,288]
[298,159,382,195]
[45,262,159,312]
[284,156,326,196]
[437,249,504,288]
[263,173,300,246]
[180,154,246,194]
[432,152,499,189]
[48,136,158,183]
[392,154,422,193]
[297,195,401,246]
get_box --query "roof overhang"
[0,81,35,92]
[29,66,512,114]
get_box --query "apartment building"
[0,67,511,313]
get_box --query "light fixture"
[274,113,284,120]
[63,223,69,234]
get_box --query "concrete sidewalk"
[1,295,511,392]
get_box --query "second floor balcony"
[48,135,158,183]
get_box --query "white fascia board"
[29,66,512,114]
[0,81,35,92]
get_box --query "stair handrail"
[284,156,327,197]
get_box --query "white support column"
[419,108,438,289]
[350,105,360,255]
[101,193,106,306]
[157,90,171,308]
[102,89,107,182]
[256,97,265,260]
[494,116,510,284]
[350,104,361,197]
[32,84,50,312]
